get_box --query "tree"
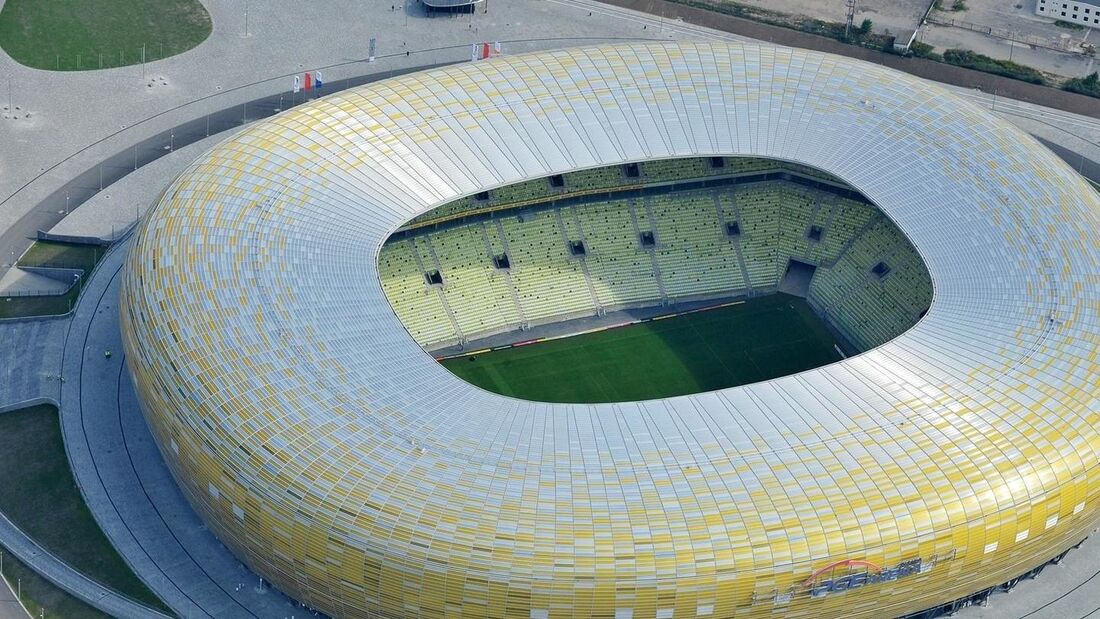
[858,18,873,36]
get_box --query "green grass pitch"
[0,0,211,71]
[442,294,843,403]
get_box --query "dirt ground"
[730,0,931,37]
[919,0,1098,78]
[918,22,1096,77]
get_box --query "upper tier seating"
[381,174,930,351]
[402,156,848,230]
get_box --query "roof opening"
[381,156,932,403]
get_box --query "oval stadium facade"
[120,42,1100,618]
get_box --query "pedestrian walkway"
[0,508,166,618]
[0,318,66,409]
[0,570,29,619]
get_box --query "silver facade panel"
[120,42,1100,618]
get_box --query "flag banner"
[472,42,493,61]
[368,37,377,62]
[293,75,301,93]
[315,71,324,89]
[304,72,313,91]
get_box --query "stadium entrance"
[779,260,817,297]
[423,0,482,13]
[379,156,932,402]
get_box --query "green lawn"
[442,294,842,403]
[0,0,211,71]
[0,289,81,319]
[0,241,106,319]
[0,404,171,614]
[18,241,104,272]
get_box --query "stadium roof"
[121,42,1100,618]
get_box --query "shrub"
[1054,20,1085,30]
[942,48,1046,84]
[1064,72,1100,97]
[909,41,942,61]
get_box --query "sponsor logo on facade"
[806,557,924,597]
[752,549,957,605]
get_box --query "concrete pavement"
[0,317,66,407]
[47,128,246,241]
[958,534,1100,618]
[0,570,29,619]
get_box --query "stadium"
[119,42,1100,618]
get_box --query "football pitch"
[441,294,843,403]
